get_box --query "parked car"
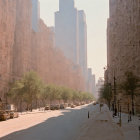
[44,105,50,110]
[9,111,19,119]
[0,111,10,121]
[74,102,80,106]
[71,104,76,108]
[54,104,60,110]
[64,103,68,108]
[60,104,66,109]
[93,102,97,105]
[50,105,55,110]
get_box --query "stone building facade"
[107,0,140,113]
[0,0,17,101]
[0,0,86,101]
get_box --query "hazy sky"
[39,0,109,82]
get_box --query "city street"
[0,0,139,140]
[1,104,138,140]
[0,104,94,140]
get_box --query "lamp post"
[128,102,130,122]
[118,100,120,117]
[108,83,112,110]
[113,73,117,116]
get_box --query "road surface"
[1,104,136,140]
[0,104,94,140]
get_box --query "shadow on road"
[1,104,93,140]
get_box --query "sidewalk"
[112,112,140,140]
[76,104,139,140]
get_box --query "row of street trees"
[99,71,140,114]
[8,71,94,112]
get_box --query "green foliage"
[61,87,72,103]
[8,80,25,103]
[120,71,140,95]
[8,71,95,110]
[99,84,112,107]
[120,71,140,115]
[23,71,44,104]
[8,71,44,111]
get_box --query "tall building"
[96,78,104,99]
[87,68,96,95]
[55,0,96,93]
[32,0,40,32]
[107,0,140,84]
[107,0,140,112]
[78,10,87,78]
[55,0,79,64]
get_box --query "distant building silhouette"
[96,78,104,99]
[78,10,87,79]
[55,0,96,93]
[55,0,79,65]
[32,0,40,32]
[55,0,88,76]
[87,68,96,95]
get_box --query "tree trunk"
[35,98,38,109]
[19,100,22,113]
[31,101,33,112]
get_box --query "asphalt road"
[1,104,95,140]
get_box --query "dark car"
[0,111,10,121]
[45,105,50,110]
[60,104,66,109]
[50,105,55,110]
[93,102,97,105]
[54,104,60,110]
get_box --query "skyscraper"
[55,0,79,64]
[32,0,40,32]
[78,10,87,78]
[55,0,95,93]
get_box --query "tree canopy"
[8,71,95,111]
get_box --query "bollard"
[119,106,122,127]
[88,111,89,118]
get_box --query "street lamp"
[112,69,117,117]
[118,100,120,117]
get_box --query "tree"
[61,87,72,103]
[44,85,62,104]
[8,80,25,112]
[22,71,44,111]
[99,84,112,109]
[120,71,140,115]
